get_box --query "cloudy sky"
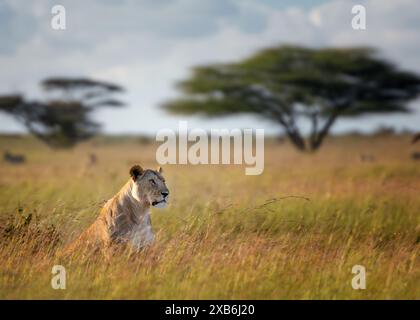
[1,0,419,135]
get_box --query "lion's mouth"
[152,199,166,207]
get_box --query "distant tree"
[412,132,420,144]
[0,78,124,148]
[163,46,420,152]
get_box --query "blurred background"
[0,0,419,142]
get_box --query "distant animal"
[88,153,97,166]
[411,151,420,161]
[359,154,375,163]
[64,165,170,257]
[412,132,420,144]
[3,151,26,164]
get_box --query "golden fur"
[63,165,169,257]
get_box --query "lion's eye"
[149,179,156,185]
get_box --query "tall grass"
[0,134,418,299]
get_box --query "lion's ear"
[157,166,163,174]
[130,165,144,181]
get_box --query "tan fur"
[63,165,169,258]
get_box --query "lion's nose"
[162,192,169,198]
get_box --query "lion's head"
[129,164,170,208]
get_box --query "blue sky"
[0,0,419,135]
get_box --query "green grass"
[0,134,418,299]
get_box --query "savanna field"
[0,134,418,299]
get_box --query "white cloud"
[0,0,419,134]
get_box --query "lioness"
[65,164,169,256]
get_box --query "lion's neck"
[117,180,150,221]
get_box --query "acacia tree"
[163,46,420,151]
[0,78,124,148]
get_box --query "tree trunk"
[309,113,338,151]
[286,130,306,151]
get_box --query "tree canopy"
[163,46,420,151]
[0,77,125,148]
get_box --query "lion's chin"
[152,200,167,208]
